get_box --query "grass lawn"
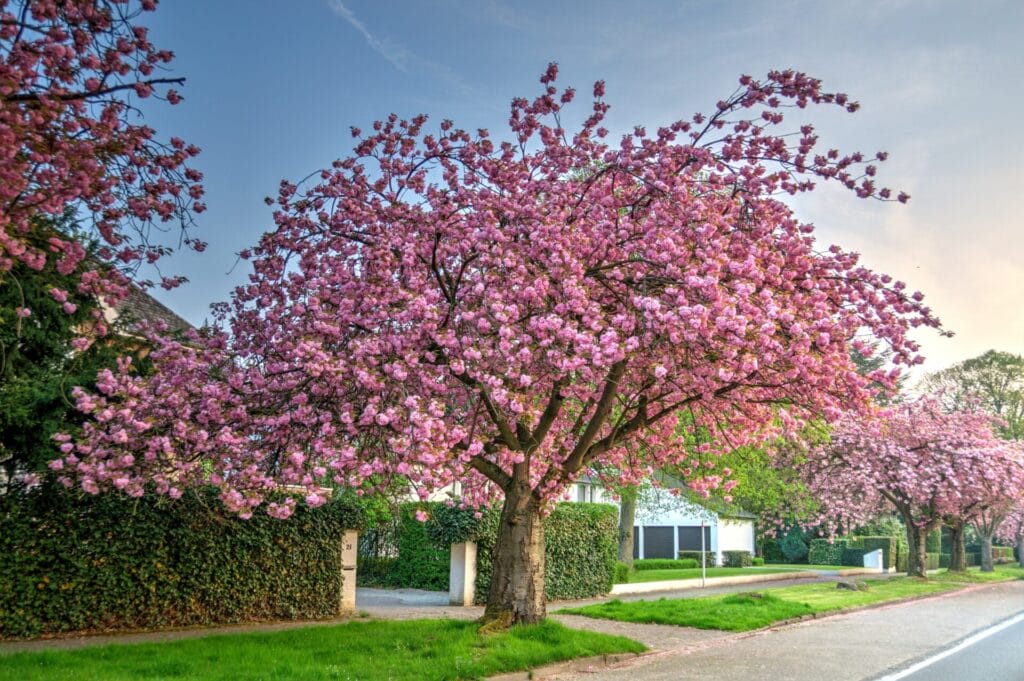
[0,618,645,681]
[627,567,803,583]
[561,576,967,632]
[763,563,852,571]
[929,564,1024,583]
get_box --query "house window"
[678,526,712,551]
[576,483,598,503]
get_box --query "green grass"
[929,564,1024,583]
[0,619,645,681]
[561,576,962,632]
[625,567,802,583]
[764,563,853,571]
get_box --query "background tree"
[0,0,204,313]
[997,501,1024,568]
[58,67,942,625]
[791,398,1015,577]
[920,351,1024,440]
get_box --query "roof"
[110,285,195,336]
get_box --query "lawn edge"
[487,650,646,681]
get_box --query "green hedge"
[678,550,716,566]
[0,485,364,639]
[993,547,1014,560]
[862,537,899,569]
[897,549,940,572]
[808,538,847,565]
[761,538,784,563]
[474,502,618,604]
[722,550,752,567]
[752,556,765,566]
[613,562,631,584]
[634,558,698,570]
[841,548,867,567]
[925,530,942,553]
[378,502,618,603]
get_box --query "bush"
[613,562,632,584]
[722,550,752,567]
[862,536,899,569]
[808,538,847,565]
[474,502,618,604]
[761,538,784,563]
[752,556,765,566]
[925,530,942,553]
[992,546,1014,561]
[356,556,397,586]
[382,505,452,591]
[634,558,698,570]
[780,529,809,562]
[841,548,867,567]
[896,546,909,573]
[678,550,716,566]
[939,553,951,569]
[926,552,940,570]
[0,485,365,639]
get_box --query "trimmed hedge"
[678,550,716,566]
[925,530,942,553]
[862,536,899,569]
[634,558,699,570]
[613,562,631,584]
[761,538,784,563]
[896,549,940,572]
[722,550,752,567]
[0,485,365,639]
[473,502,618,604]
[993,547,1014,561]
[808,538,846,565]
[841,548,867,567]
[752,556,765,566]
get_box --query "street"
[549,580,1024,681]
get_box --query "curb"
[488,651,646,681]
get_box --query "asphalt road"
[552,580,1024,681]
[873,613,1024,681]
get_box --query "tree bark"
[980,533,995,572]
[905,524,929,578]
[617,486,637,567]
[947,519,967,572]
[1017,533,1023,569]
[482,480,546,627]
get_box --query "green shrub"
[862,537,899,569]
[761,538,784,563]
[751,556,765,566]
[473,502,618,604]
[381,504,451,591]
[0,485,365,639]
[722,550,752,567]
[925,552,940,570]
[841,548,866,566]
[808,538,847,565]
[356,556,397,586]
[846,536,865,549]
[925,530,942,553]
[939,553,951,569]
[613,562,632,584]
[968,552,981,566]
[634,558,698,570]
[896,546,909,573]
[992,547,1014,560]
[780,529,809,562]
[678,550,716,566]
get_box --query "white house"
[572,477,756,566]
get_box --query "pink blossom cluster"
[59,66,943,516]
[0,0,204,314]
[789,396,1024,535]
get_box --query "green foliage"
[613,562,632,584]
[861,536,899,569]
[0,618,646,681]
[841,548,867,566]
[0,216,150,485]
[383,504,452,591]
[424,504,481,545]
[475,502,618,603]
[939,553,951,569]
[722,550,752,567]
[897,546,909,573]
[780,528,809,562]
[925,530,942,553]
[851,516,905,541]
[355,557,397,587]
[634,558,698,571]
[677,550,716,566]
[0,485,365,638]
[926,553,940,570]
[752,556,765,566]
[920,350,1024,440]
[808,538,847,565]
[761,537,784,562]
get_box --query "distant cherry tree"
[58,66,940,624]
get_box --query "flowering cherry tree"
[57,66,942,624]
[792,397,1020,577]
[0,0,204,320]
[997,501,1024,568]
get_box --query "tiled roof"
[114,286,194,336]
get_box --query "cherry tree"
[56,66,942,624]
[997,501,1024,569]
[0,0,204,319]
[792,397,1018,577]
[960,441,1024,571]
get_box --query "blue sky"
[140,0,1023,375]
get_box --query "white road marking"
[875,611,1024,681]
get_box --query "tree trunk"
[617,487,637,567]
[947,519,967,572]
[482,481,546,627]
[1017,532,1023,569]
[980,533,995,572]
[905,524,929,578]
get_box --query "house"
[572,476,757,566]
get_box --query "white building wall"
[715,518,756,564]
